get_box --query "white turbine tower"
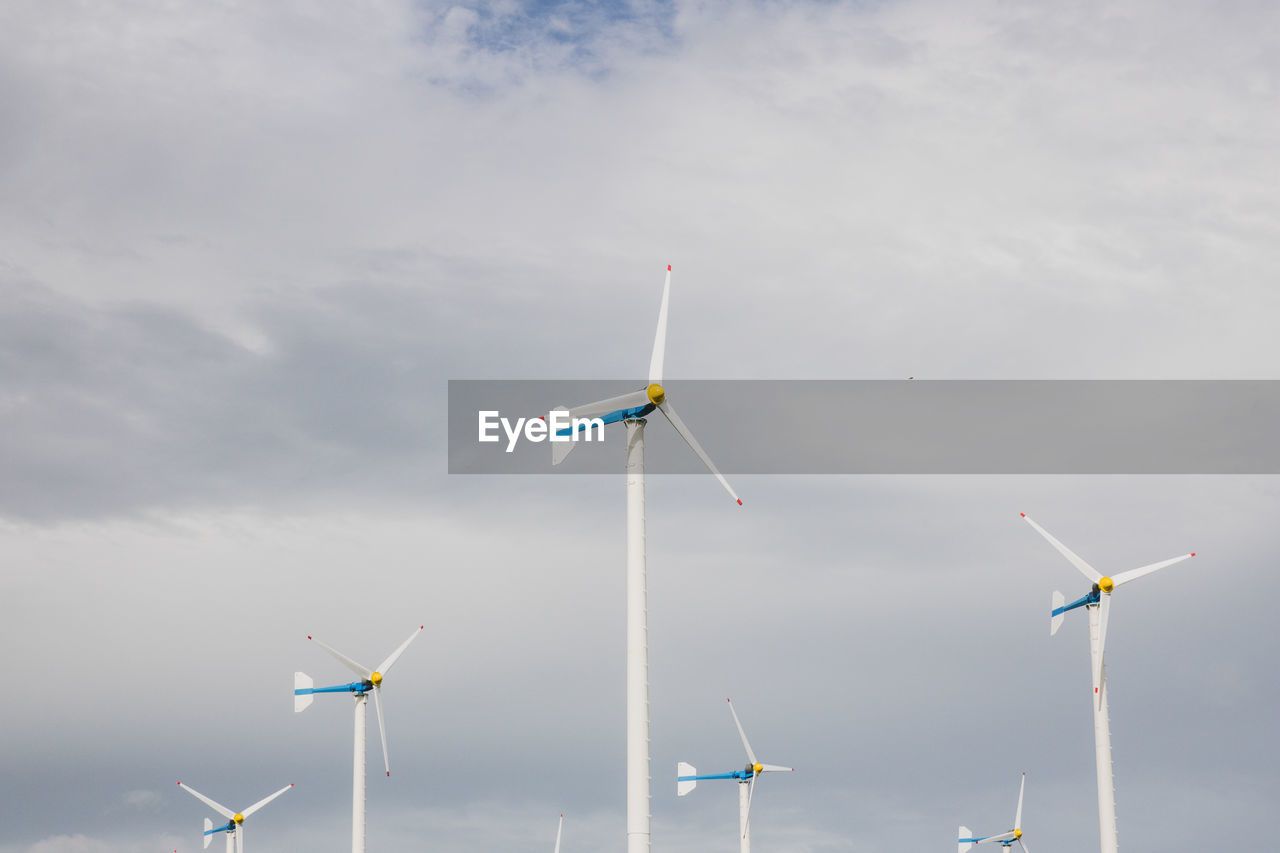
[676,698,794,853]
[176,781,292,853]
[547,265,741,853]
[293,625,424,853]
[1021,514,1193,853]
[958,772,1030,853]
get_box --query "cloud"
[2,3,1280,853]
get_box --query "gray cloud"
[1,2,1279,852]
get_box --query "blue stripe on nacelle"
[294,680,370,697]
[555,404,657,436]
[678,769,754,782]
[1052,589,1100,617]
[206,822,234,835]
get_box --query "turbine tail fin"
[294,672,314,712]
[551,407,575,465]
[1050,591,1065,636]
[677,762,697,796]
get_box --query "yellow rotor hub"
[1014,829,1022,839]
[370,671,383,686]
[234,814,244,824]
[647,383,665,405]
[1098,577,1114,593]
[753,763,763,774]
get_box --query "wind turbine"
[293,625,423,853]
[958,772,1030,853]
[676,698,793,853]
[1021,513,1193,853]
[547,265,741,853]
[176,781,292,853]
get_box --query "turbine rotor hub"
[233,814,244,824]
[370,671,383,686]
[646,383,665,405]
[1014,829,1022,839]
[1098,576,1114,593]
[753,763,763,775]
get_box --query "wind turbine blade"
[1110,553,1194,587]
[377,625,424,675]
[241,783,293,818]
[1020,515,1102,583]
[1013,772,1025,831]
[658,402,742,505]
[554,814,563,853]
[307,636,371,678]
[1094,592,1111,709]
[1017,837,1030,853]
[758,763,794,773]
[726,698,758,765]
[649,265,671,385]
[563,390,651,421]
[235,825,243,853]
[981,831,1016,843]
[373,685,391,776]
[178,783,235,820]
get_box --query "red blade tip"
[1191,552,1196,556]
[667,264,671,271]
[737,499,743,506]
[1019,512,1026,517]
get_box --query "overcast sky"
[2,2,1278,852]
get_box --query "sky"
[1,1,1279,852]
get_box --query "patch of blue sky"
[454,0,676,68]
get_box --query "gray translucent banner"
[448,380,1280,474]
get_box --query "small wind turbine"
[546,266,741,853]
[293,626,423,853]
[176,781,292,853]
[1022,513,1193,853]
[958,772,1030,853]
[676,698,793,853]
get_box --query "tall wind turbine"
[1021,514,1193,853]
[177,781,292,853]
[293,626,423,853]
[548,266,741,853]
[676,698,793,853]
[958,772,1030,853]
